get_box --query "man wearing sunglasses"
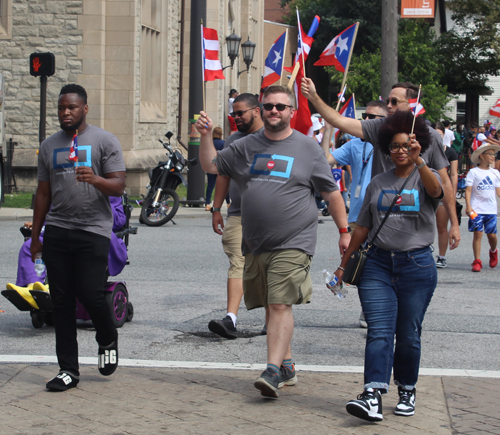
[301,78,460,250]
[208,93,264,340]
[196,85,349,399]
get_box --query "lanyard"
[360,141,374,180]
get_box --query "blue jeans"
[358,246,436,393]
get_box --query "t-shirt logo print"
[250,153,294,179]
[477,176,495,190]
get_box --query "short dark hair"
[233,93,260,109]
[435,122,445,133]
[367,100,388,115]
[392,82,420,101]
[59,84,87,104]
[378,111,431,156]
[442,120,451,128]
[262,85,295,108]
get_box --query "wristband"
[337,266,345,271]
[339,227,351,234]
[416,158,426,170]
[212,208,221,212]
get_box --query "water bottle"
[322,269,348,299]
[34,253,46,277]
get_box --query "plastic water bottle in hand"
[322,269,348,299]
[34,253,46,277]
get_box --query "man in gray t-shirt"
[31,84,126,392]
[208,93,265,339]
[301,78,460,251]
[196,85,350,399]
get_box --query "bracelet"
[212,208,221,212]
[416,158,426,170]
[337,266,345,271]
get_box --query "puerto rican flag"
[489,98,500,118]
[314,23,358,72]
[409,98,426,117]
[262,31,287,88]
[202,26,225,81]
[334,95,356,139]
[68,132,78,162]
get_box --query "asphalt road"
[1,213,499,371]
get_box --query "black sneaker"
[254,368,280,398]
[346,389,383,422]
[394,387,416,416]
[98,338,118,376]
[278,364,297,388]
[46,372,79,391]
[436,257,447,269]
[261,324,267,335]
[208,315,237,339]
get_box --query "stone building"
[0,0,266,196]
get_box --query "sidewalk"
[1,363,499,434]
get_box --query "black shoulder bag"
[342,167,418,285]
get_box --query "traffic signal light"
[29,53,55,77]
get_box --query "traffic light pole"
[39,75,47,145]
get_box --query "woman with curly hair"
[335,110,443,422]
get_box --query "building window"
[0,0,12,40]
[140,0,166,122]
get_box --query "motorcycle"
[140,131,197,226]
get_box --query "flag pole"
[75,129,78,185]
[336,22,359,111]
[200,21,206,112]
[280,29,289,86]
[335,85,347,111]
[296,9,306,77]
[411,84,422,135]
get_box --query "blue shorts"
[468,213,497,234]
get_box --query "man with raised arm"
[301,77,460,250]
[195,85,350,399]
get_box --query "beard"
[263,115,288,133]
[60,116,84,132]
[237,116,254,133]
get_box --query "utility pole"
[186,0,207,207]
[381,0,398,99]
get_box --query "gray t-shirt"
[38,125,126,239]
[223,128,264,217]
[357,168,442,251]
[361,117,449,177]
[217,129,338,256]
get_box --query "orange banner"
[401,0,435,18]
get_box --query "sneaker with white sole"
[254,368,280,398]
[436,256,447,268]
[278,364,297,388]
[394,387,416,416]
[46,371,79,391]
[346,389,383,422]
[359,311,367,328]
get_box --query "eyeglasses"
[389,143,411,154]
[230,107,257,118]
[482,152,496,157]
[262,103,293,112]
[362,113,386,120]
[385,98,409,107]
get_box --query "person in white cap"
[311,114,325,143]
[466,144,500,272]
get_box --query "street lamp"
[225,31,241,69]
[238,37,256,77]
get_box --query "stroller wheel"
[126,302,134,322]
[106,283,128,328]
[31,311,45,329]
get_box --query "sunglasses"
[481,152,496,157]
[389,143,411,154]
[262,103,293,112]
[230,107,257,118]
[385,98,409,107]
[362,113,386,120]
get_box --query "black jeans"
[43,226,117,376]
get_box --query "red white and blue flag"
[262,31,287,88]
[202,26,225,81]
[409,97,425,117]
[314,23,358,72]
[334,95,356,140]
[68,132,78,162]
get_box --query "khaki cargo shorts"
[243,249,313,310]
[222,215,245,279]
